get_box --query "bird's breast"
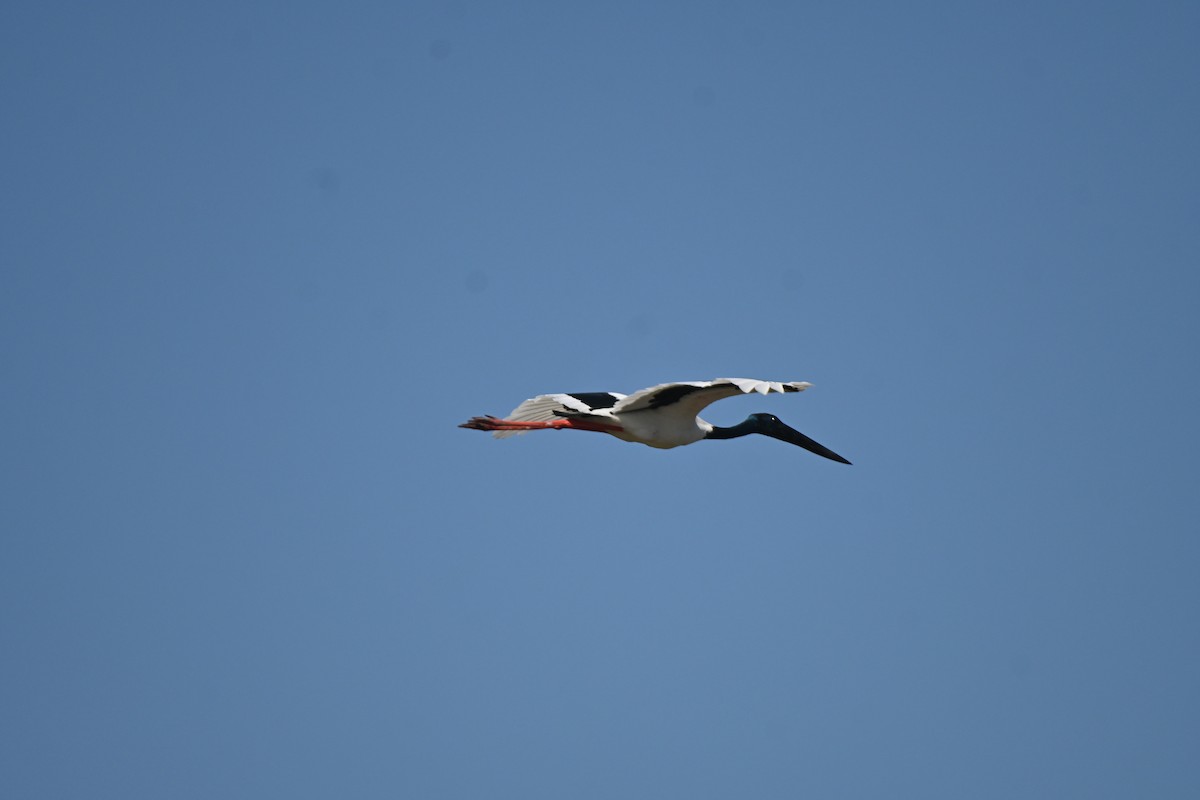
[616,410,708,449]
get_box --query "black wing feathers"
[565,392,622,410]
[643,384,714,409]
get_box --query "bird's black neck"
[705,419,758,440]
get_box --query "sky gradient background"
[3,2,1199,798]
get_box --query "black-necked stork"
[459,378,851,463]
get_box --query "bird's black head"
[735,413,852,464]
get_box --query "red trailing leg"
[459,416,571,432]
[459,415,623,434]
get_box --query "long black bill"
[766,422,852,464]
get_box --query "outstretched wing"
[614,378,811,419]
[492,391,627,438]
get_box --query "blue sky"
[3,2,1199,798]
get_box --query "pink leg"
[459,416,570,432]
[459,415,622,434]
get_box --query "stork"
[459,378,851,463]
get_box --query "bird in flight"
[459,377,851,463]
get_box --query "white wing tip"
[717,378,813,394]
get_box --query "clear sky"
[3,2,1199,798]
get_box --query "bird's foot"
[459,415,502,431]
